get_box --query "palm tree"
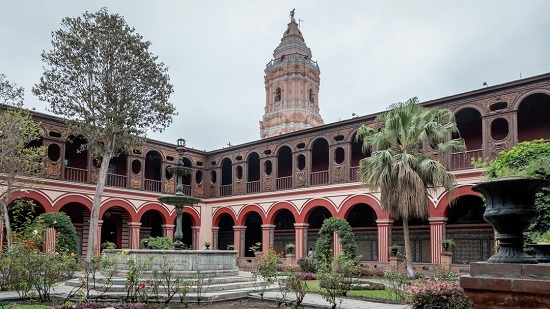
[356,97,465,278]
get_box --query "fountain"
[157,138,201,249]
[104,138,239,277]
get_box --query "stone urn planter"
[472,177,549,264]
[532,243,550,263]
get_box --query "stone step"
[72,287,259,303]
[65,274,260,293]
[66,274,255,287]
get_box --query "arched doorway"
[59,202,90,255]
[346,203,377,261]
[452,108,483,170]
[273,209,296,255]
[244,212,262,257]
[517,93,550,142]
[306,206,332,251]
[217,213,235,250]
[101,206,130,249]
[311,138,329,185]
[276,146,293,190]
[446,195,493,264]
[393,217,430,263]
[140,210,164,241]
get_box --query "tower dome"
[259,10,324,139]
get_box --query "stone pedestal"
[460,262,550,308]
[440,252,452,271]
[286,253,297,267]
[389,257,399,271]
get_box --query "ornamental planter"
[532,243,550,263]
[472,177,549,264]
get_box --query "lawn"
[304,280,394,301]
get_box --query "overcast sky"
[1,1,549,151]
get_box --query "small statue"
[290,8,295,20]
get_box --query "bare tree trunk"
[85,135,116,261]
[402,219,415,279]
[1,200,12,248]
[1,179,14,248]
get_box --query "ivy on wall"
[35,212,79,255]
[315,217,358,261]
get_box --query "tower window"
[275,88,282,102]
[309,89,315,103]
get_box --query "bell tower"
[260,10,324,139]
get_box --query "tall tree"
[356,97,465,278]
[33,8,176,260]
[0,74,45,248]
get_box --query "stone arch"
[266,201,298,224]
[433,185,479,217]
[7,190,53,210]
[100,198,138,222]
[136,203,171,224]
[236,204,267,226]
[53,194,92,213]
[298,198,338,223]
[511,89,550,111]
[182,208,200,227]
[274,143,295,154]
[515,91,550,142]
[140,209,165,238]
[212,208,237,227]
[339,194,385,220]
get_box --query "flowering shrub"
[251,246,282,299]
[300,272,317,280]
[0,225,78,302]
[297,257,318,273]
[406,278,472,309]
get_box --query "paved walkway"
[252,291,407,309]
[0,279,408,309]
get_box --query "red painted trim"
[236,204,267,226]
[433,185,480,217]
[136,203,171,224]
[53,194,93,213]
[298,198,338,222]
[266,201,298,224]
[100,198,138,221]
[212,208,237,226]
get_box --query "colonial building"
[2,14,550,268]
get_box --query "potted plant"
[100,241,117,251]
[227,244,235,250]
[531,230,550,263]
[285,243,296,254]
[204,241,211,250]
[440,239,456,252]
[249,242,262,255]
[388,245,401,257]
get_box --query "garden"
[0,214,473,309]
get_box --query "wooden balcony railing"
[144,179,162,192]
[276,176,292,190]
[451,149,483,170]
[349,166,359,182]
[247,181,260,193]
[106,173,127,188]
[310,170,329,186]
[220,184,232,197]
[64,167,88,183]
[182,184,191,196]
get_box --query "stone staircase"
[64,272,266,303]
